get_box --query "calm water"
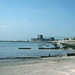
[0,42,75,62]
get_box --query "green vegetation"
[73,38,75,40]
[61,43,75,50]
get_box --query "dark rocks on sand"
[67,53,75,56]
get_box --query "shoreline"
[0,56,75,75]
[60,40,75,50]
[0,41,75,75]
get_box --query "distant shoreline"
[0,41,52,43]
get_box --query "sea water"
[0,41,75,62]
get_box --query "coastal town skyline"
[0,0,75,40]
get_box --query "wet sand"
[0,56,75,75]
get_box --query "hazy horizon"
[0,0,75,40]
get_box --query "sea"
[0,41,75,63]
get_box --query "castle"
[31,35,55,42]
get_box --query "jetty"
[67,53,75,56]
[39,47,60,49]
[18,48,31,49]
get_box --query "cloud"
[3,25,8,28]
[0,25,10,29]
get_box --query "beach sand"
[0,57,75,75]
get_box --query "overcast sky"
[0,0,75,40]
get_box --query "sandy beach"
[0,56,75,75]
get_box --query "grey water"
[0,42,75,62]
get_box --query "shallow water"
[0,42,75,62]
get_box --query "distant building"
[38,35,43,39]
[50,37,55,41]
[31,35,55,42]
[62,37,72,41]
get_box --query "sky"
[0,0,75,40]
